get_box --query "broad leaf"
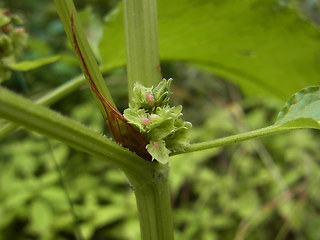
[8,55,60,71]
[275,86,320,129]
[99,0,320,100]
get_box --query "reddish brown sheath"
[71,14,151,161]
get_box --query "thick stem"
[55,0,116,116]
[0,86,154,185]
[130,164,174,240]
[123,0,162,102]
[122,0,174,238]
[0,75,86,140]
[0,61,119,140]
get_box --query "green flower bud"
[0,12,10,27]
[146,140,171,164]
[2,9,10,16]
[146,93,155,106]
[10,27,28,52]
[2,24,10,33]
[10,15,23,25]
[0,8,28,83]
[152,78,172,107]
[149,114,160,121]
[0,35,13,56]
[140,117,151,125]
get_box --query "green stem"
[0,75,85,140]
[123,0,162,102]
[33,75,85,106]
[184,125,286,153]
[0,62,119,140]
[54,0,116,115]
[123,0,174,239]
[0,86,174,240]
[0,86,154,185]
[132,164,174,240]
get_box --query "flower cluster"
[0,8,28,82]
[123,78,192,164]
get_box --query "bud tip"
[140,117,151,125]
[146,93,155,106]
[15,27,24,34]
[152,141,159,149]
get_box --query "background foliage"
[1,0,320,240]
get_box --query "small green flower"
[146,140,171,163]
[124,78,192,164]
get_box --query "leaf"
[8,55,60,71]
[275,86,320,129]
[99,0,320,100]
[41,187,68,209]
[30,200,53,234]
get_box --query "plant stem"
[183,125,286,153]
[123,0,162,102]
[55,0,116,113]
[131,164,174,240]
[0,86,154,185]
[123,0,174,239]
[0,84,174,240]
[0,75,85,140]
[33,75,85,106]
[0,62,118,140]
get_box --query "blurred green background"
[1,0,320,240]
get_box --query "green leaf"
[100,0,320,100]
[41,187,68,209]
[8,55,60,71]
[275,86,320,129]
[0,13,10,26]
[30,200,53,234]
[185,86,320,153]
